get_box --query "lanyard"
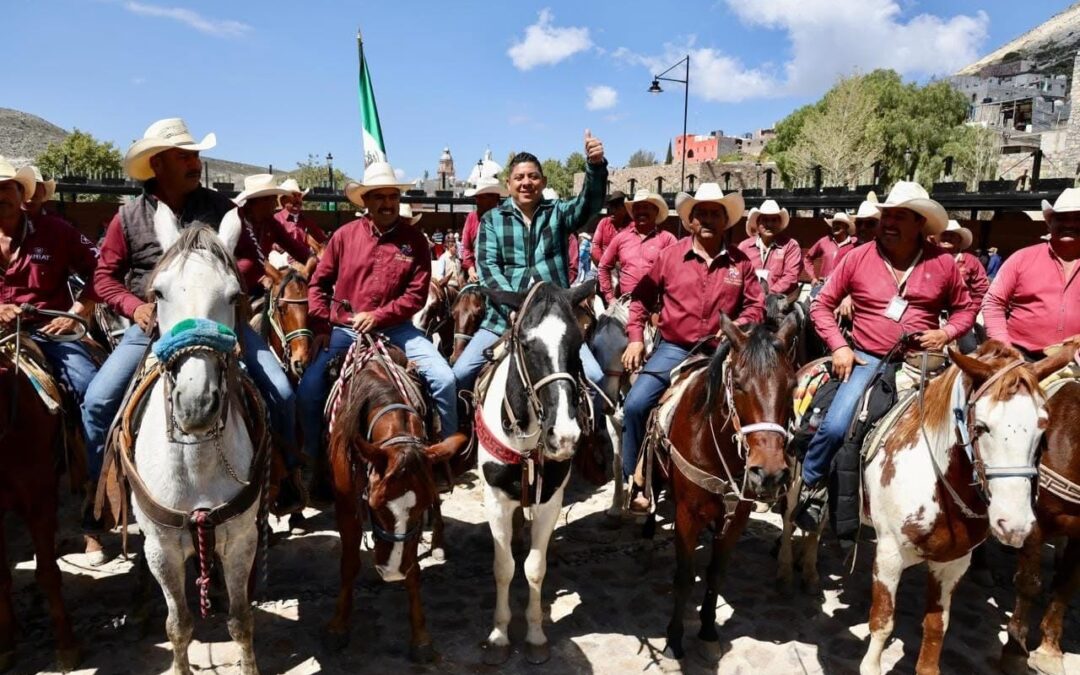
[756,237,774,265]
[882,248,923,298]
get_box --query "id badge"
[884,296,908,322]
[755,269,770,282]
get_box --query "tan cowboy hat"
[28,165,55,202]
[124,118,217,181]
[746,199,790,236]
[855,191,880,220]
[278,177,310,198]
[233,174,289,206]
[625,188,669,224]
[399,203,422,225]
[825,211,856,236]
[878,181,948,235]
[1042,187,1080,221]
[675,183,744,228]
[0,157,36,198]
[344,161,412,206]
[464,175,508,198]
[942,220,973,250]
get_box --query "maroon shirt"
[568,233,579,283]
[309,216,431,335]
[811,242,976,356]
[804,234,856,282]
[954,250,989,307]
[274,209,328,251]
[598,227,677,303]
[628,238,765,346]
[591,215,626,264]
[461,211,480,272]
[1,214,99,311]
[737,235,804,295]
[246,214,311,267]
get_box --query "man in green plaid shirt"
[452,130,609,392]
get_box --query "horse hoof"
[409,642,436,664]
[430,547,446,563]
[321,629,349,653]
[524,641,550,665]
[0,651,15,673]
[482,642,512,666]
[1029,648,1065,675]
[55,646,81,673]
[697,640,722,664]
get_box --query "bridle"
[452,283,484,346]
[268,272,312,366]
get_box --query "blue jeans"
[297,324,458,460]
[800,350,881,486]
[621,340,691,480]
[34,338,99,460]
[81,323,296,480]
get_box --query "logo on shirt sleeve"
[29,246,52,263]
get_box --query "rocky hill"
[957,2,1080,78]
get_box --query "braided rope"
[193,510,213,618]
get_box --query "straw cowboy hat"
[124,118,217,181]
[464,175,508,198]
[0,157,36,198]
[942,220,973,250]
[674,183,744,228]
[278,178,310,198]
[344,162,412,206]
[825,211,855,236]
[625,188,669,224]
[399,203,422,225]
[855,191,880,220]
[877,181,948,235]
[746,199,790,237]
[28,165,55,202]
[233,174,289,206]
[1042,187,1080,221]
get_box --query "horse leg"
[144,535,194,675]
[777,476,800,594]
[1002,525,1044,673]
[666,499,703,660]
[404,563,435,663]
[606,413,624,518]
[482,485,516,665]
[699,505,751,661]
[222,524,260,675]
[429,498,446,562]
[915,555,969,675]
[522,490,564,664]
[26,505,79,671]
[0,526,14,672]
[1030,538,1080,675]
[859,537,903,675]
[800,519,826,597]
[324,482,361,651]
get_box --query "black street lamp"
[326,152,335,213]
[648,54,690,196]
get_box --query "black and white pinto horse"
[473,280,595,665]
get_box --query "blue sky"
[8,0,1071,182]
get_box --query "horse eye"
[227,292,239,305]
[153,288,164,300]
[974,421,990,436]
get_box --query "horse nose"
[545,424,579,461]
[992,517,1033,549]
[746,465,790,498]
[291,359,306,377]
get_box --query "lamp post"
[326,152,335,213]
[648,54,690,195]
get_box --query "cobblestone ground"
[4,472,1078,674]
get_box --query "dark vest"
[120,184,234,299]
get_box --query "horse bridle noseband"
[268,273,312,364]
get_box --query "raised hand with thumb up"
[584,129,605,164]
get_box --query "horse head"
[266,266,312,379]
[449,285,485,365]
[711,312,799,500]
[482,280,595,462]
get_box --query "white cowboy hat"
[399,203,422,225]
[941,220,973,251]
[746,199,790,236]
[124,118,217,181]
[542,187,560,200]
[855,191,880,220]
[0,157,36,198]
[277,178,310,197]
[674,183,743,228]
[625,188,669,225]
[344,161,412,206]
[27,165,55,202]
[464,175,508,198]
[233,174,289,206]
[1042,187,1080,221]
[825,211,856,236]
[878,181,948,236]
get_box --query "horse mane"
[700,322,783,411]
[276,268,308,299]
[147,224,243,298]
[329,345,416,455]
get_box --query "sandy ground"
[4,472,1078,675]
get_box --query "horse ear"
[152,200,181,251]
[775,312,800,351]
[217,208,243,253]
[478,286,524,310]
[353,438,389,472]
[719,312,748,350]
[302,256,318,280]
[949,348,997,384]
[424,432,468,464]
[263,262,283,285]
[1030,344,1077,381]
[567,279,597,306]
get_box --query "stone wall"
[1054,52,1080,178]
[573,159,775,195]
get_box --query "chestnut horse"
[1003,378,1080,675]
[649,313,798,660]
[323,336,466,662]
[263,267,312,381]
[448,284,485,365]
[0,332,79,671]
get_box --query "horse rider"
[982,187,1080,360]
[0,156,100,442]
[274,177,328,263]
[853,193,881,243]
[432,230,463,288]
[235,174,315,273]
[299,161,458,501]
[451,131,609,395]
[597,189,676,304]
[795,181,977,530]
[23,166,69,229]
[932,220,989,354]
[805,212,857,293]
[83,118,300,518]
[591,191,631,265]
[738,199,804,297]
[460,176,508,283]
[621,183,761,512]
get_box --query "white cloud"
[123,1,252,38]
[508,8,592,71]
[585,85,618,111]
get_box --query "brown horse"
[413,277,458,359]
[1003,379,1080,675]
[323,338,467,662]
[0,338,79,671]
[649,313,798,659]
[449,283,485,365]
[263,266,312,380]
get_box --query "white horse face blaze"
[525,315,579,461]
[375,489,417,582]
[975,393,1045,548]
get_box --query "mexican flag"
[357,30,386,167]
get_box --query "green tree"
[764,103,821,185]
[939,125,1002,189]
[627,149,657,168]
[541,158,572,198]
[289,154,352,211]
[564,151,587,176]
[665,142,673,165]
[36,129,123,202]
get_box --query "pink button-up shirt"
[982,242,1080,354]
[628,238,765,346]
[591,215,627,264]
[804,235,856,283]
[460,211,480,272]
[0,214,99,312]
[597,227,677,303]
[736,235,804,295]
[812,242,976,356]
[954,250,990,307]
